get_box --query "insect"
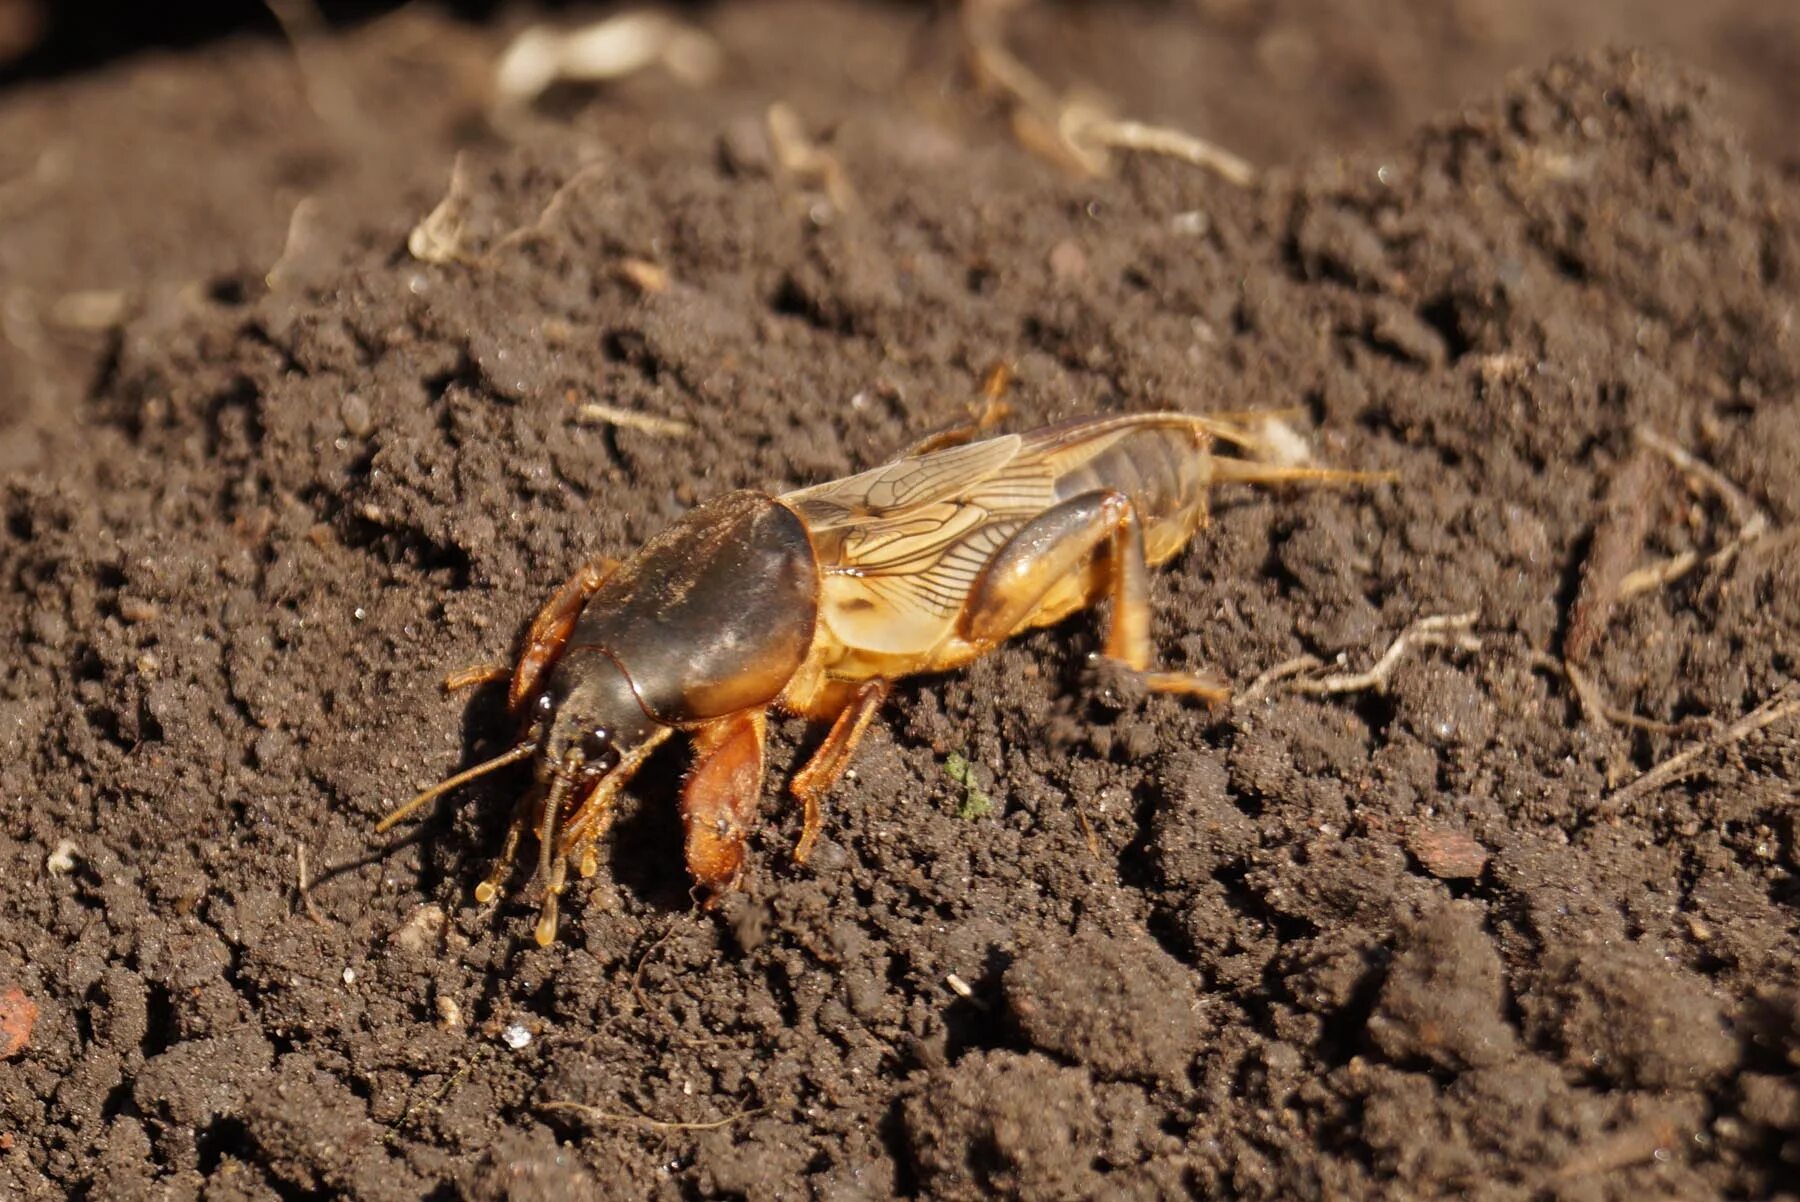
[377,410,1387,944]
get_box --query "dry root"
[572,402,692,439]
[1606,682,1799,811]
[1618,425,1773,599]
[539,1098,761,1133]
[766,102,858,215]
[1238,612,1482,706]
[961,0,1253,185]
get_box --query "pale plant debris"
[1618,425,1774,597]
[1527,651,1711,737]
[412,155,615,267]
[494,12,722,109]
[48,289,129,332]
[1616,549,1698,599]
[961,0,1253,185]
[45,838,78,875]
[1606,682,1799,812]
[1635,425,1767,534]
[766,102,858,214]
[573,401,693,439]
[1239,612,1482,705]
[408,151,480,265]
[488,159,610,259]
[539,1098,762,1132]
[265,196,327,291]
[295,843,328,926]
[1555,429,1780,750]
[614,257,671,294]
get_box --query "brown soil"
[3,3,1799,1199]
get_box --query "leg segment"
[444,663,510,692]
[901,392,1012,456]
[789,678,891,863]
[506,555,620,713]
[961,490,1228,701]
[680,710,768,895]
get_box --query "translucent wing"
[782,434,1028,529]
[782,434,1060,655]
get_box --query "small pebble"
[0,987,38,1058]
[1406,826,1489,879]
[502,1023,532,1050]
[339,394,373,437]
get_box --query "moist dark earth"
[3,2,1799,1199]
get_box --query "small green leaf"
[943,751,993,820]
[956,788,993,821]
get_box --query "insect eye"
[580,727,619,771]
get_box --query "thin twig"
[1565,447,1660,665]
[489,160,610,259]
[296,845,328,926]
[1601,428,1775,601]
[1607,683,1799,810]
[1616,550,1698,600]
[573,402,692,439]
[1065,113,1255,187]
[766,102,858,213]
[961,0,1253,184]
[1285,613,1482,697]
[540,1099,761,1132]
[1527,652,1711,736]
[1562,658,1614,738]
[1634,426,1768,535]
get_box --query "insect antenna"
[1211,458,1399,489]
[375,741,539,834]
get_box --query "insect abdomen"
[1047,421,1213,565]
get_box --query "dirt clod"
[1367,903,1517,1071]
[1522,943,1740,1089]
[1003,925,1210,1083]
[900,1051,1107,1202]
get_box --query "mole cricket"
[377,409,1387,944]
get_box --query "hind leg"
[961,490,1228,701]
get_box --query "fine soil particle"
[3,3,1799,1200]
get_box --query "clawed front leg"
[507,555,621,712]
[680,710,769,897]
